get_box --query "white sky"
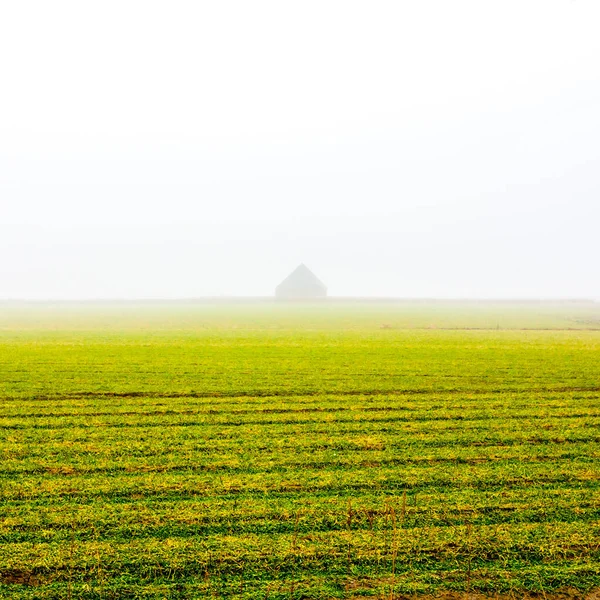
[1,0,599,299]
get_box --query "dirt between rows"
[348,592,600,600]
[1,571,597,599]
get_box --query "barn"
[275,264,327,300]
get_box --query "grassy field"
[1,302,599,599]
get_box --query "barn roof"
[276,264,327,297]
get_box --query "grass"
[0,302,599,598]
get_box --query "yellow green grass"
[1,302,599,598]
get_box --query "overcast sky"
[1,0,599,299]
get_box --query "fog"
[1,0,599,299]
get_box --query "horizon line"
[0,296,598,304]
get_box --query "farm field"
[1,302,599,599]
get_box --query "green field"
[1,302,599,599]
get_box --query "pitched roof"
[276,264,327,297]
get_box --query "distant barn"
[275,264,327,300]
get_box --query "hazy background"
[1,0,599,299]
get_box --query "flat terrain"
[1,302,599,598]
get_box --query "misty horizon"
[2,1,599,300]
